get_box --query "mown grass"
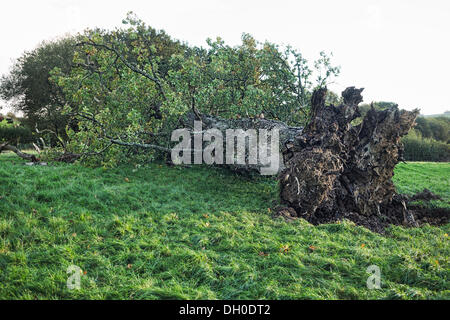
[0,153,448,300]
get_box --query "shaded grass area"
[0,153,448,299]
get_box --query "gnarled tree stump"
[278,87,420,232]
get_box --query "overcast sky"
[1,0,449,115]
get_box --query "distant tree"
[358,101,449,144]
[325,90,342,106]
[415,117,433,139]
[373,101,398,109]
[0,36,76,143]
[358,101,398,116]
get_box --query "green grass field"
[0,153,448,299]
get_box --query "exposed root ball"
[278,87,433,232]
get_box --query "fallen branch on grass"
[0,141,39,162]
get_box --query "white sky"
[1,0,449,115]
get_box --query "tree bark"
[181,112,303,173]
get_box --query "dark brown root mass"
[410,188,442,201]
[274,201,450,233]
[408,206,450,227]
[276,86,449,233]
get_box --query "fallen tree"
[189,87,445,232]
[3,83,446,232]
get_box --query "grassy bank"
[0,153,448,299]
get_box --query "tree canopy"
[1,13,340,166]
[49,13,340,166]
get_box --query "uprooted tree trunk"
[277,87,421,232]
[181,112,303,173]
